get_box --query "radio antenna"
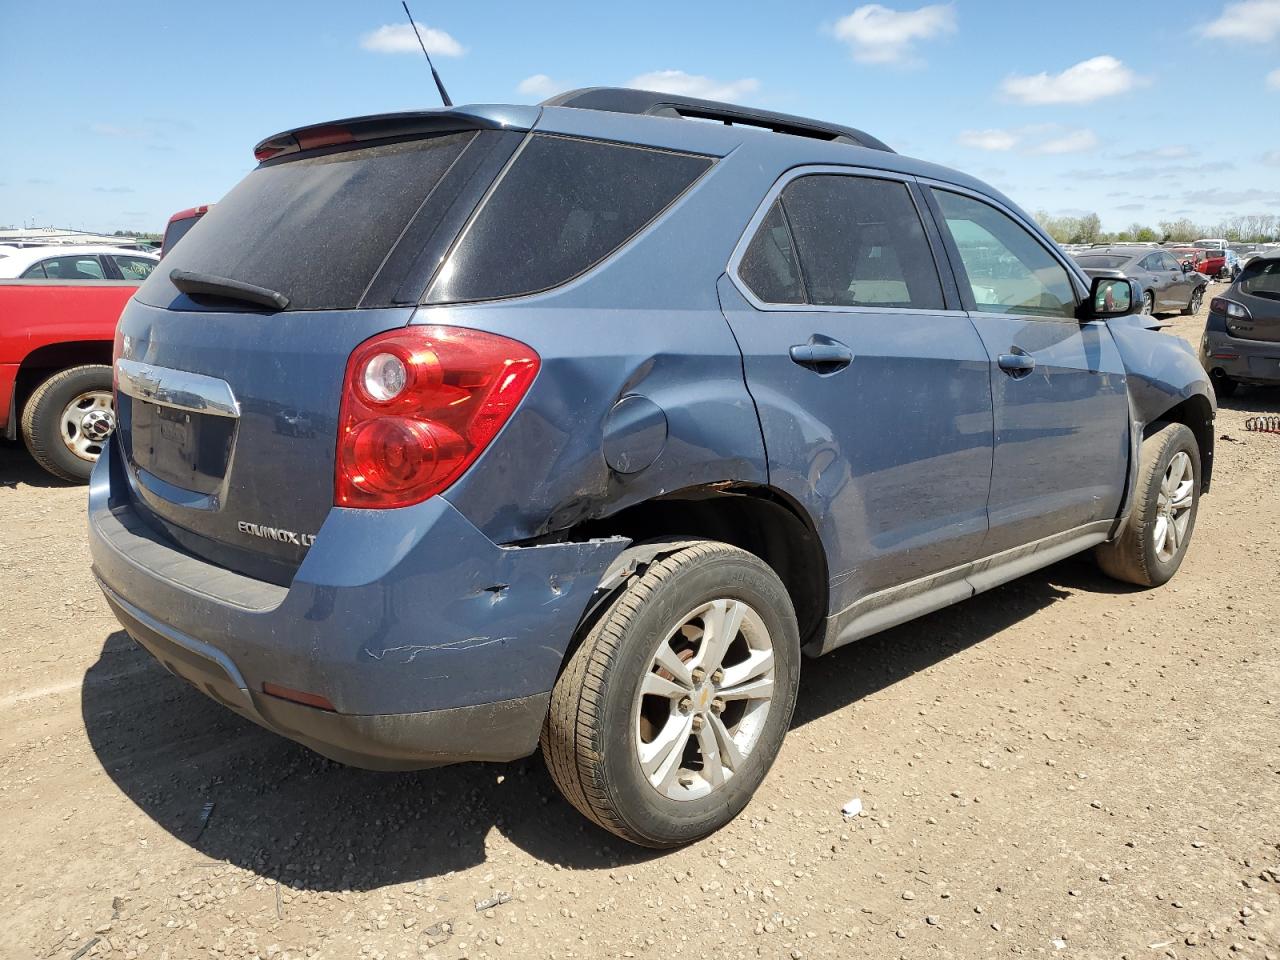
[401,1,453,107]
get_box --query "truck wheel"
[1095,422,1200,588]
[20,364,115,483]
[542,541,800,847]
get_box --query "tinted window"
[111,254,157,280]
[1074,254,1129,268]
[19,262,47,278]
[426,135,712,303]
[37,255,106,280]
[1239,258,1280,300]
[160,215,201,257]
[934,191,1076,319]
[737,200,805,304]
[143,132,477,311]
[778,175,943,309]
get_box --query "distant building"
[0,227,156,250]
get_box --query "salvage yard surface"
[2,302,1278,960]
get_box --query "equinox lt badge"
[237,521,316,547]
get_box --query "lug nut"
[678,696,693,714]
[691,667,706,684]
[691,714,705,732]
[711,668,724,685]
[710,698,725,715]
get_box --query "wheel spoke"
[719,675,773,701]
[698,599,746,673]
[709,714,744,771]
[695,724,726,787]
[1152,515,1169,556]
[639,713,693,789]
[1167,513,1180,552]
[641,670,690,700]
[719,648,773,690]
[652,643,695,688]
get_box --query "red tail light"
[1211,297,1250,320]
[335,325,540,508]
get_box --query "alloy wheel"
[1153,451,1194,563]
[634,598,775,801]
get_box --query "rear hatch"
[114,111,530,583]
[1228,257,1280,343]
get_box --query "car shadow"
[81,553,1107,891]
[0,440,78,489]
[1219,384,1280,413]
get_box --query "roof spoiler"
[252,105,540,163]
[542,87,894,153]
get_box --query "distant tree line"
[1033,212,1280,245]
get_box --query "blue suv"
[89,88,1216,847]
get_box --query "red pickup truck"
[1,277,140,481]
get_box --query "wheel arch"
[15,340,113,421]
[553,482,830,665]
[1145,393,1214,493]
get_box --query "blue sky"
[2,0,1278,234]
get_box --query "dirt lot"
[2,296,1278,960]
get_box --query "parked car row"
[1070,245,1207,316]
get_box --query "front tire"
[1140,291,1155,315]
[541,541,800,847]
[1095,422,1200,587]
[20,364,115,482]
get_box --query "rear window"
[1239,258,1280,300]
[160,215,201,257]
[425,135,712,303]
[141,131,477,311]
[1074,255,1129,268]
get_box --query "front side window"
[934,190,1077,319]
[36,255,106,280]
[777,174,944,309]
[426,135,713,303]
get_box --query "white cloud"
[957,128,1019,151]
[831,3,956,64]
[1028,129,1099,154]
[517,74,569,99]
[360,22,464,57]
[1001,55,1140,104]
[1118,144,1196,161]
[1268,67,1280,89]
[626,70,759,102]
[1205,0,1280,41]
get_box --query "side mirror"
[1085,276,1140,319]
[1181,261,1192,273]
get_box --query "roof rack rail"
[542,87,894,153]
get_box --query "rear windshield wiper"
[169,269,290,311]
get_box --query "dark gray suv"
[89,88,1216,847]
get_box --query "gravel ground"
[2,293,1278,960]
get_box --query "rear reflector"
[336,325,540,509]
[262,682,336,712]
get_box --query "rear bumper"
[88,441,628,770]
[1200,330,1280,384]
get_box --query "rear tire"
[541,541,800,847]
[20,364,115,483]
[1095,422,1200,588]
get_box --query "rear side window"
[426,135,712,303]
[737,200,805,304]
[143,132,477,311]
[1074,255,1128,268]
[1239,259,1280,300]
[934,190,1077,320]
[771,175,944,310]
[111,255,157,280]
